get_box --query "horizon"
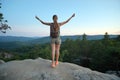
[0,33,119,38]
[1,0,120,37]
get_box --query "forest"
[0,33,120,75]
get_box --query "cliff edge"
[0,58,119,80]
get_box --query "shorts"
[50,37,61,44]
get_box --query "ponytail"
[53,15,59,31]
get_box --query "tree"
[104,32,110,40]
[81,33,90,56]
[0,1,11,33]
[116,35,120,41]
[82,33,87,41]
[102,32,112,47]
[0,3,3,21]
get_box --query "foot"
[51,62,56,68]
[55,61,59,66]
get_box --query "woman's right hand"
[72,13,75,17]
[35,16,40,20]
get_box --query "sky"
[0,0,120,37]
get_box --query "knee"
[56,49,59,53]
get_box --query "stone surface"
[0,58,119,80]
[0,60,5,64]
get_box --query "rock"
[0,57,119,80]
[0,60,5,64]
[106,71,120,77]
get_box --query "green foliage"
[0,1,11,33]
[0,34,120,73]
[0,2,4,22]
[116,35,120,41]
[82,33,87,41]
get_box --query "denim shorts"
[50,37,61,44]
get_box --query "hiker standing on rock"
[35,13,75,68]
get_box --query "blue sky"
[1,0,120,37]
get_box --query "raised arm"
[35,16,51,26]
[59,13,75,26]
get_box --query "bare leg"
[51,44,55,68]
[55,44,60,65]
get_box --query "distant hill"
[30,35,118,44]
[0,35,118,42]
[0,35,118,49]
[0,41,32,49]
[0,36,37,42]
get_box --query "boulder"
[0,60,5,64]
[0,58,119,80]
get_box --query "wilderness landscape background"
[0,0,120,77]
[0,34,120,76]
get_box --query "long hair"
[53,15,59,31]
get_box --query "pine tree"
[82,33,87,41]
[104,32,110,41]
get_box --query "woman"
[35,13,75,68]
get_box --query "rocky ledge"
[0,58,120,80]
